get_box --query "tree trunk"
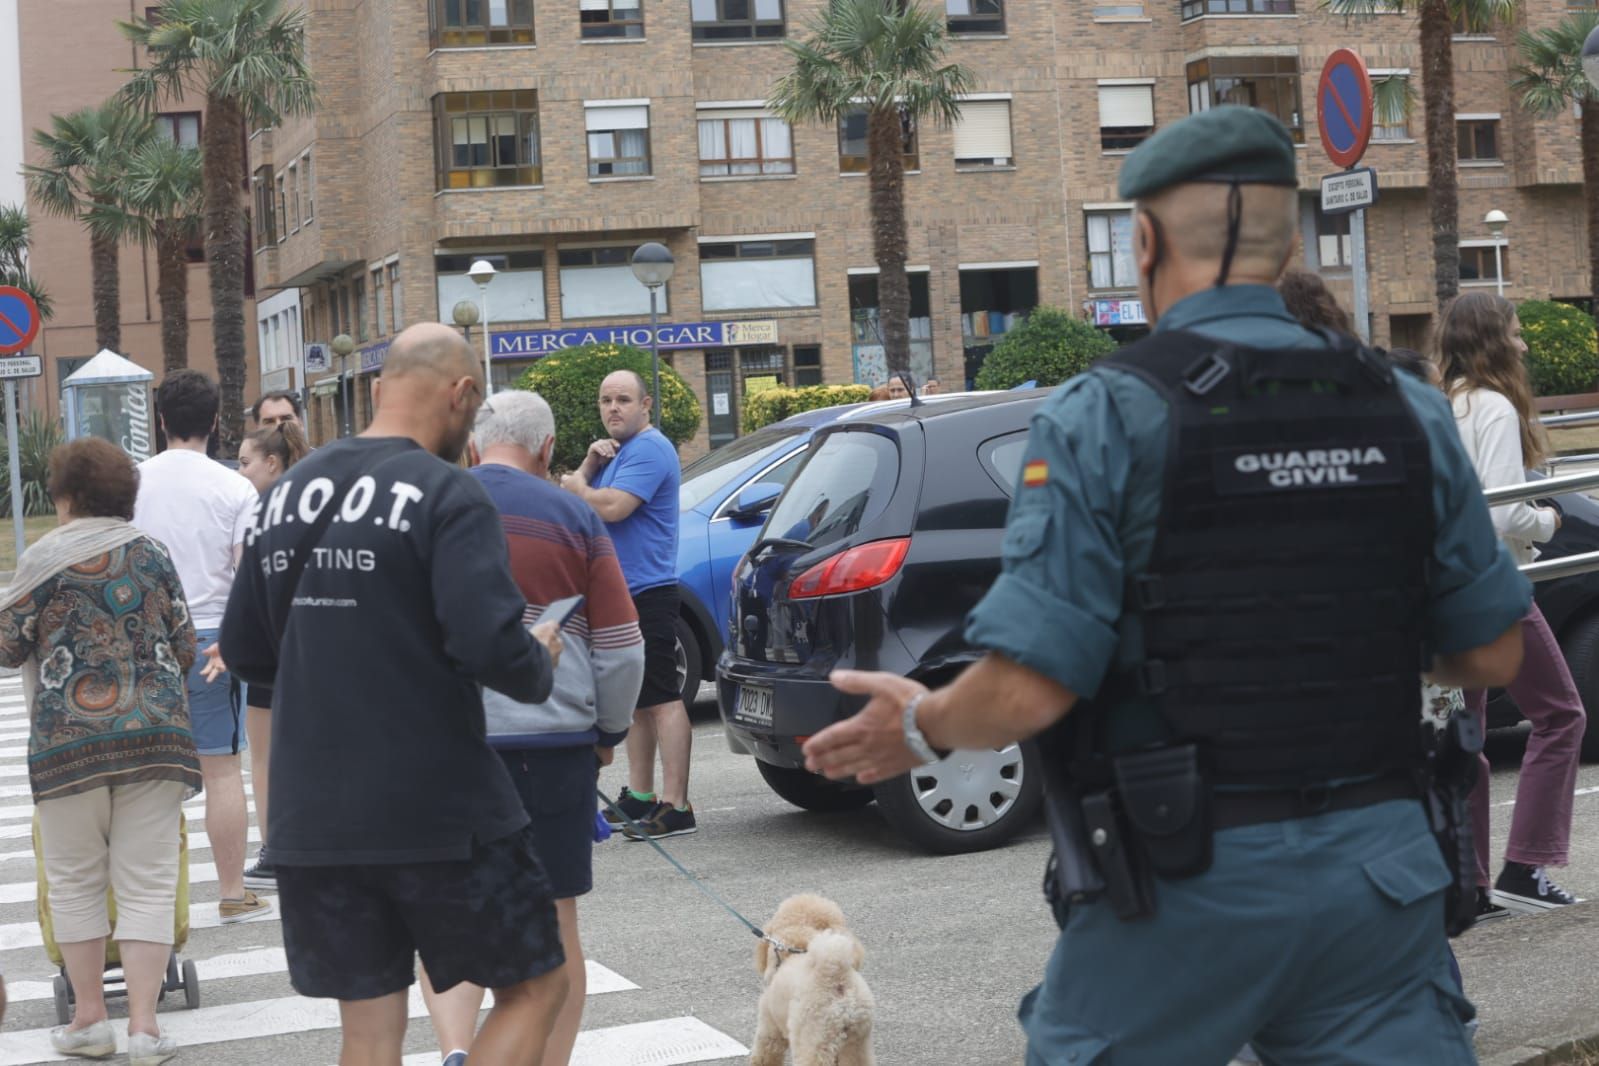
[203,92,248,458]
[1583,102,1599,314]
[88,218,120,355]
[155,221,190,374]
[1418,0,1460,309]
[867,106,911,379]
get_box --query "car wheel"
[756,760,876,812]
[674,616,703,707]
[873,740,1044,855]
[1558,613,1599,761]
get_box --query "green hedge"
[740,384,873,433]
[973,307,1117,390]
[513,343,702,471]
[1520,300,1599,397]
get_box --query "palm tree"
[770,0,972,378]
[1513,11,1599,312]
[121,0,316,455]
[0,205,52,320]
[100,138,205,373]
[1326,0,1518,309]
[24,103,153,353]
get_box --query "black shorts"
[499,747,594,899]
[633,585,681,709]
[277,827,563,1000]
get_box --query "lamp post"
[1484,209,1509,299]
[468,259,497,392]
[629,242,675,426]
[1584,24,1599,90]
[330,333,355,438]
[452,299,481,347]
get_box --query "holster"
[1041,776,1106,929]
[1425,709,1482,938]
[1112,744,1213,879]
[1080,789,1157,921]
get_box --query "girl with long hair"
[233,420,311,891]
[1438,291,1585,915]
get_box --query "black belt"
[1213,775,1418,830]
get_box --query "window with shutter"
[953,100,1013,167]
[1097,84,1154,150]
[585,103,652,177]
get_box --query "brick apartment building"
[12,0,260,423]
[247,0,1592,454]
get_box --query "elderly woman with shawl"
[0,438,199,1065]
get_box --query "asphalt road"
[0,688,1592,1065]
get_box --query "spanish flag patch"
[1023,460,1049,487]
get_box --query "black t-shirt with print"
[221,436,553,866]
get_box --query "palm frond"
[1371,73,1416,126]
[1323,0,1410,18]
[1512,13,1599,116]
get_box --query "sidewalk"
[1458,903,1599,1065]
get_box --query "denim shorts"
[187,628,245,757]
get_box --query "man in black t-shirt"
[222,323,569,1065]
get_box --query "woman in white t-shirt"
[1440,291,1585,915]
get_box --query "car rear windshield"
[765,429,899,551]
[679,427,806,511]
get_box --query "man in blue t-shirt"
[561,370,694,839]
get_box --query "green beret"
[1117,106,1298,200]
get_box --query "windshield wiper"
[748,536,812,559]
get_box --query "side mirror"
[730,482,783,520]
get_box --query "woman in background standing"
[233,421,310,892]
[1439,291,1586,915]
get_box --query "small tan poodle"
[750,894,876,1066]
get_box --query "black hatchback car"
[717,392,1048,854]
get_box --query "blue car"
[672,395,976,705]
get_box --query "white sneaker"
[128,1030,178,1065]
[49,1019,116,1059]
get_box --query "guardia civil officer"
[802,106,1531,1065]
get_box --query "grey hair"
[475,390,555,455]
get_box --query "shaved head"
[381,322,483,387]
[598,368,653,443]
[601,369,647,401]
[1139,183,1298,277]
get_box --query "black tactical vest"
[1091,329,1437,788]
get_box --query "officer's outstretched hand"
[805,670,930,785]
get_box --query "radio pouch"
[1113,744,1214,879]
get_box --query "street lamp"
[1583,24,1599,90]
[330,332,355,438]
[630,242,675,426]
[468,259,496,393]
[1484,209,1509,299]
[452,299,480,346]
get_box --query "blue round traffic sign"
[1318,49,1374,170]
[0,287,41,355]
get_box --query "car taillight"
[788,538,911,600]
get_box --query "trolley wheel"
[182,959,199,1011]
[52,974,70,1026]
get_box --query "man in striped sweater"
[420,390,644,1066]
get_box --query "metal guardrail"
[1482,469,1599,506]
[1546,453,1599,468]
[1540,410,1599,429]
[1523,551,1599,583]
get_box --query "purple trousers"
[1464,603,1587,886]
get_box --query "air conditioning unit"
[304,343,330,373]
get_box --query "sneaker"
[622,802,698,841]
[219,890,274,924]
[1474,888,1512,924]
[443,1053,469,1066]
[602,787,658,826]
[1493,862,1581,912]
[49,1019,116,1058]
[128,1031,178,1066]
[243,851,276,890]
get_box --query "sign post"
[1317,48,1376,343]
[0,287,44,566]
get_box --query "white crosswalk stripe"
[0,673,747,1065]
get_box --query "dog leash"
[596,788,805,959]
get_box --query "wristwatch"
[902,692,944,766]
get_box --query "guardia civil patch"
[1215,443,1404,494]
[1023,460,1049,487]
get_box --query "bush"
[1520,300,1599,397]
[514,343,702,472]
[0,413,62,516]
[973,307,1117,390]
[740,384,872,433]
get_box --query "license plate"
[734,684,774,728]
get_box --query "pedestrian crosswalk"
[0,674,750,1065]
